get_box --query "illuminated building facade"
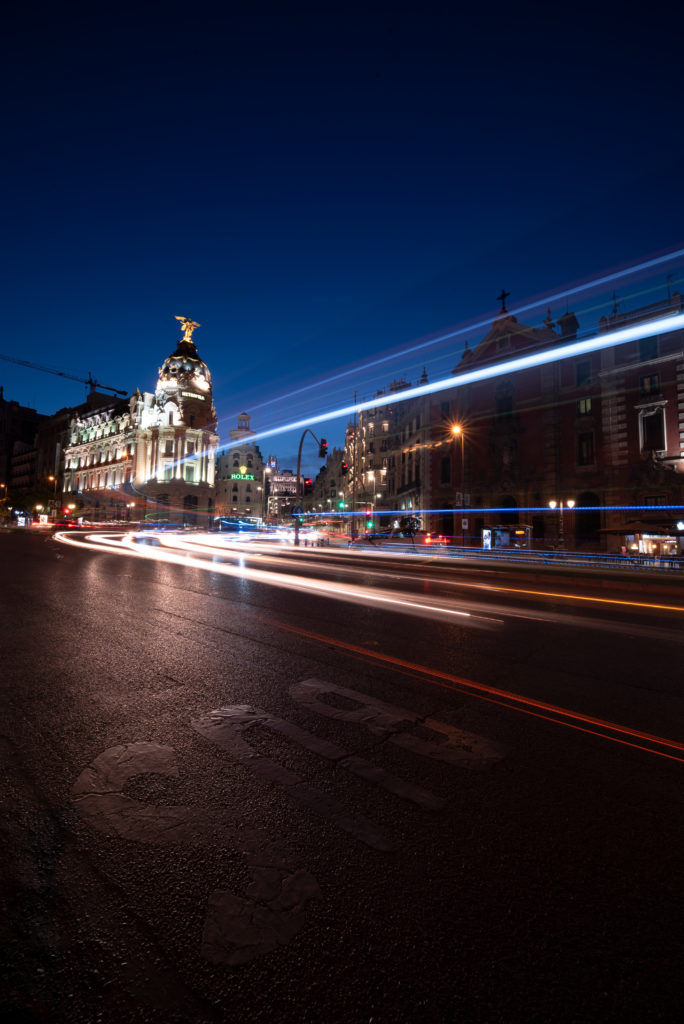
[215,414,267,517]
[426,292,684,554]
[343,376,430,535]
[62,318,219,524]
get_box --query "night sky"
[4,1,684,473]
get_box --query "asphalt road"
[2,529,683,1023]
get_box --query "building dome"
[155,317,215,427]
[158,340,211,388]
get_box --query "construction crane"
[0,353,127,397]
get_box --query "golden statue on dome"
[175,315,200,342]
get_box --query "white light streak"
[53,531,502,629]
[219,311,684,451]
[235,247,684,419]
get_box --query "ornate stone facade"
[62,319,219,525]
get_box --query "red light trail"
[274,620,684,765]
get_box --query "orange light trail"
[274,621,684,764]
[451,579,684,615]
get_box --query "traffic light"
[340,462,349,475]
[365,509,374,531]
[304,477,313,495]
[318,438,328,459]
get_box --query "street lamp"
[451,424,466,546]
[548,499,575,548]
[262,466,271,520]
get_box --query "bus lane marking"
[289,679,506,769]
[71,741,320,965]
[191,706,405,851]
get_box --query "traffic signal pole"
[294,429,327,546]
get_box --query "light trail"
[54,530,684,761]
[167,532,684,615]
[54,531,502,629]
[274,622,684,765]
[218,309,684,452]
[224,247,684,422]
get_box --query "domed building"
[62,317,220,525]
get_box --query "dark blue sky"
[4,1,684,471]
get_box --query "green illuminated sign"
[230,473,255,480]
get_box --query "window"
[640,374,660,396]
[440,457,451,485]
[495,386,513,418]
[164,440,173,456]
[639,336,658,362]
[577,431,595,466]
[640,407,665,452]
[184,466,195,483]
[576,361,591,387]
[187,442,195,455]
[577,397,592,416]
[164,467,173,481]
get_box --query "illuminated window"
[184,466,195,483]
[577,397,592,416]
[640,373,660,396]
[164,467,173,481]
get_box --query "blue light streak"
[234,247,684,419]
[303,505,684,519]
[219,309,684,452]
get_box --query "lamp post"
[548,499,575,548]
[261,466,271,521]
[451,424,465,546]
